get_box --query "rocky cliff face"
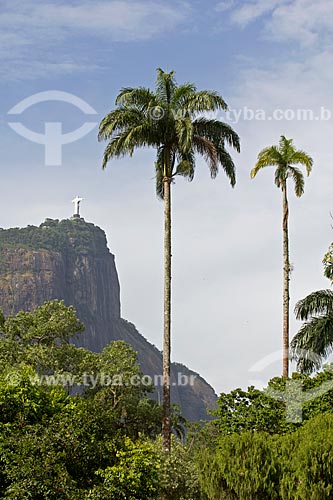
[0,218,216,421]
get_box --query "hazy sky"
[1,0,332,394]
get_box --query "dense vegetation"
[196,413,333,500]
[0,301,194,499]
[0,218,108,256]
[1,295,333,498]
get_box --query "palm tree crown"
[250,135,312,194]
[98,68,240,195]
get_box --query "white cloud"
[266,0,333,46]
[224,0,333,47]
[0,0,191,80]
[231,51,333,113]
[38,1,189,41]
[0,0,190,42]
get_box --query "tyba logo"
[8,90,98,166]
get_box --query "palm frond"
[192,136,218,178]
[288,166,304,197]
[250,146,282,178]
[171,83,197,112]
[279,136,294,160]
[216,146,236,187]
[98,108,145,141]
[193,118,240,152]
[101,123,159,168]
[174,150,195,181]
[101,138,119,169]
[115,87,157,109]
[186,90,228,115]
[294,289,333,320]
[175,117,193,153]
[290,315,333,373]
[101,135,138,168]
[289,150,313,176]
[156,68,176,104]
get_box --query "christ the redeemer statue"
[72,196,83,218]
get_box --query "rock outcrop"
[0,218,217,421]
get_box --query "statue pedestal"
[71,215,85,222]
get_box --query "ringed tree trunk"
[162,175,172,452]
[281,180,290,378]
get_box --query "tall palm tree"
[98,68,240,451]
[291,246,333,373]
[250,136,313,378]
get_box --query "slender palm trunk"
[162,176,171,451]
[282,180,290,377]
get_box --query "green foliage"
[0,370,81,498]
[280,414,333,499]
[0,300,194,499]
[154,436,203,500]
[2,300,84,346]
[195,369,333,500]
[214,370,333,439]
[0,300,86,383]
[3,293,333,499]
[214,385,291,435]
[87,437,160,500]
[196,414,333,500]
[216,431,279,500]
[1,426,83,500]
[0,367,74,437]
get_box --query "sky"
[0,0,333,394]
